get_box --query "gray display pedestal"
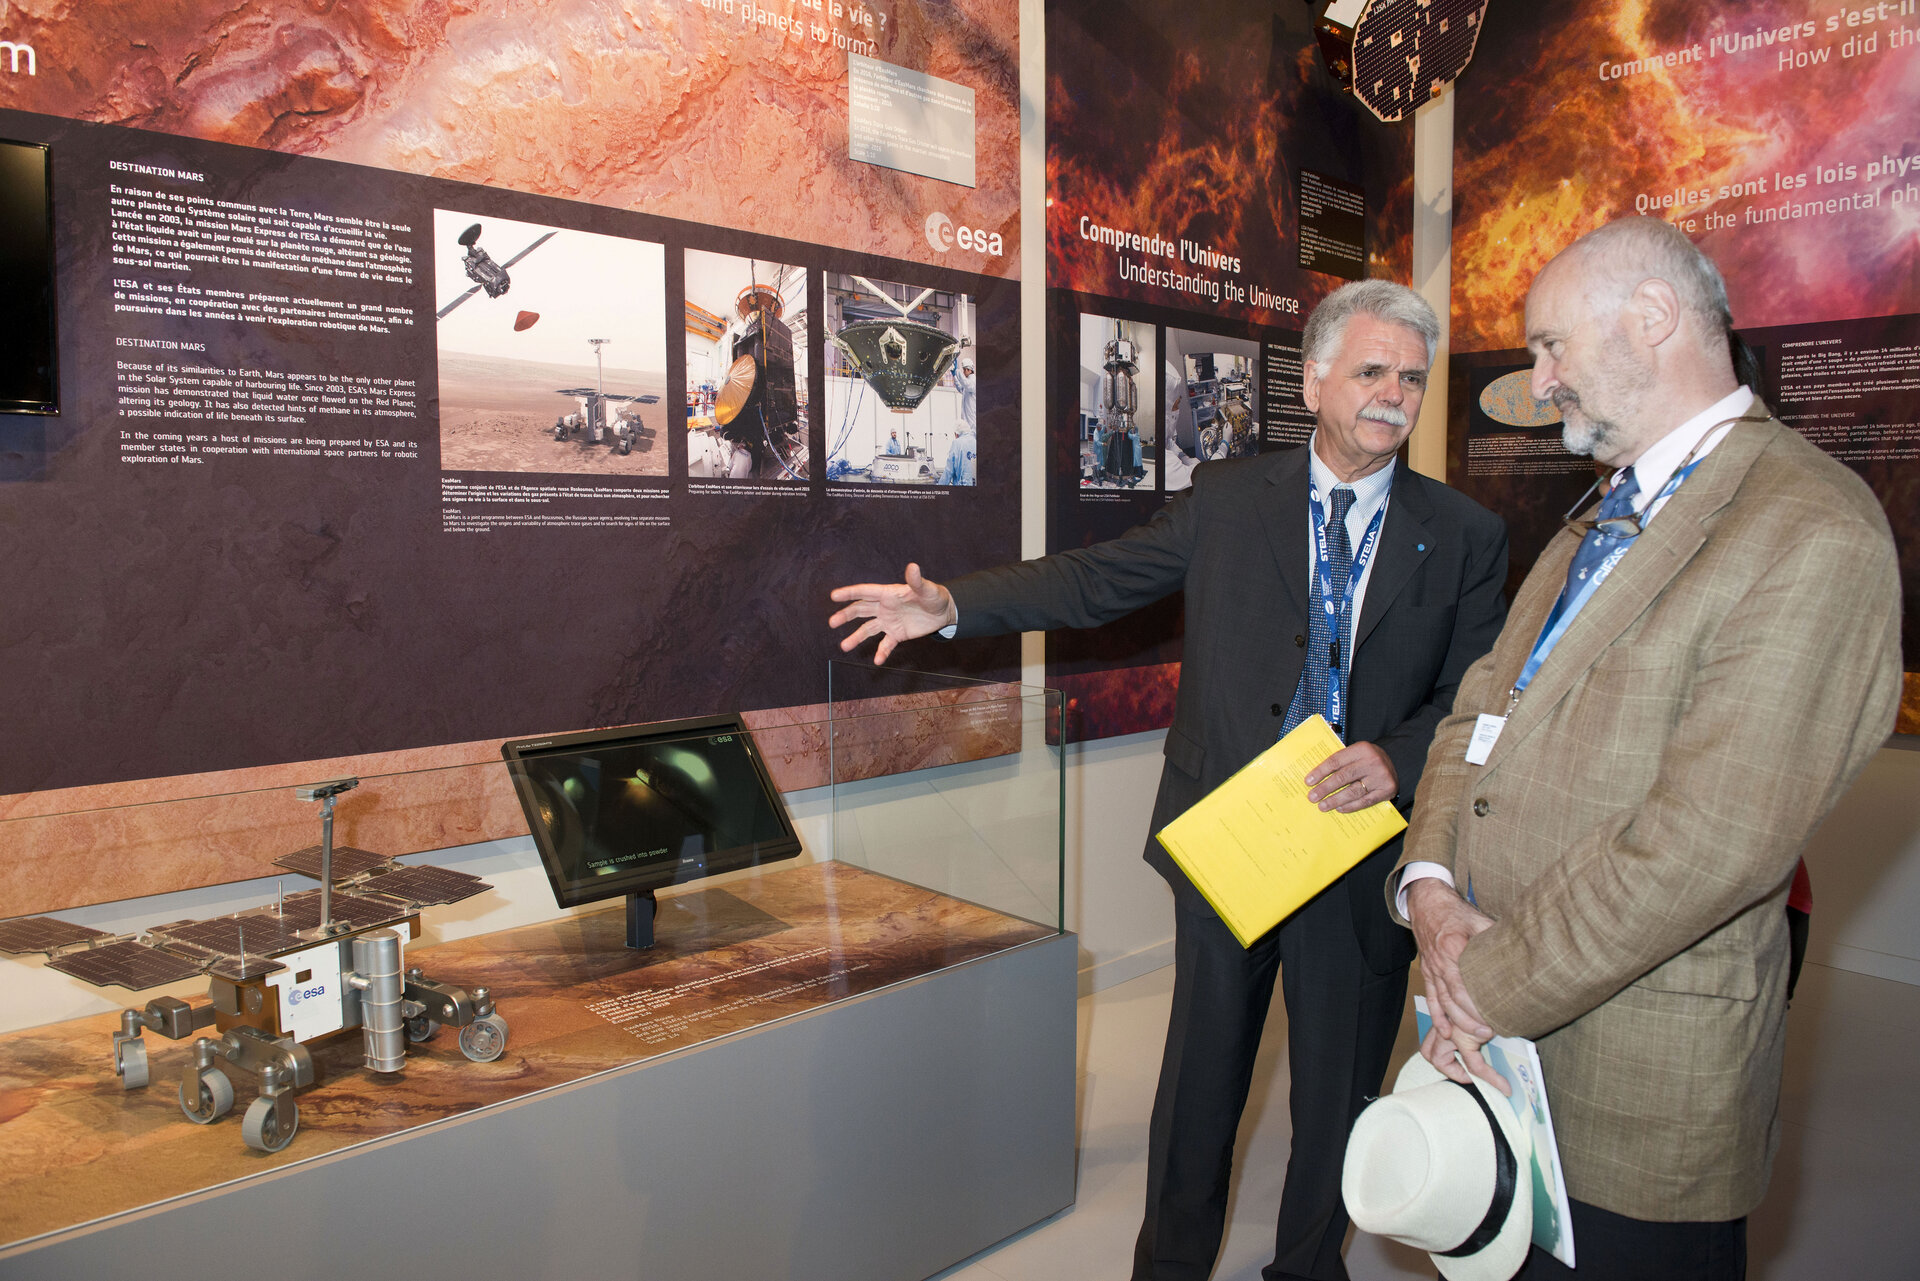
[7,931,1076,1281]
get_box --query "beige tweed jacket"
[1395,412,1901,1222]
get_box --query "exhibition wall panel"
[1445,0,1920,731]
[1040,0,1416,740]
[0,3,1029,906]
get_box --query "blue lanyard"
[1307,481,1388,734]
[1512,455,1707,702]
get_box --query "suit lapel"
[1260,447,1312,617]
[1354,463,1434,649]
[1481,417,1776,772]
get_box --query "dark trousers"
[1133,884,1408,1281]
[1511,1199,1746,1281]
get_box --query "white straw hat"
[1342,1052,1534,1281]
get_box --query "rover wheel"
[458,1012,509,1063]
[179,1068,234,1124]
[617,437,631,455]
[116,1038,149,1090]
[405,1014,439,1043]
[242,1096,299,1153]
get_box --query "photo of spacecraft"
[0,779,504,1154]
[1163,328,1263,491]
[1079,315,1157,491]
[684,252,810,482]
[434,208,669,476]
[436,222,556,320]
[823,273,976,486]
[1186,354,1259,463]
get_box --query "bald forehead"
[1524,257,1604,346]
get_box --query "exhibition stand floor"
[933,959,1920,1281]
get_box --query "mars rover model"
[553,337,660,455]
[0,779,507,1153]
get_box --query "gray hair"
[1559,216,1733,342]
[1301,280,1441,378]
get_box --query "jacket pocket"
[1163,723,1205,780]
[1628,925,1760,1001]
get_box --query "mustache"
[1550,387,1582,414]
[1359,405,1410,428]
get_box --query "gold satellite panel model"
[714,352,759,427]
[1305,0,1489,123]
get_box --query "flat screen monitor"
[502,714,802,909]
[0,139,58,416]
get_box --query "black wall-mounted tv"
[0,139,58,417]
[502,714,802,916]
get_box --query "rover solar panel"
[273,890,413,934]
[0,915,111,955]
[360,864,491,907]
[46,939,203,990]
[198,950,289,984]
[273,843,392,882]
[146,914,301,981]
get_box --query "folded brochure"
[1154,714,1407,947]
[1413,996,1576,1268]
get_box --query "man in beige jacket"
[1397,217,1901,1280]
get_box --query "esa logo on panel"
[925,212,1003,257]
[287,985,327,1006]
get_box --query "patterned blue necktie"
[1563,467,1640,592]
[1283,486,1356,737]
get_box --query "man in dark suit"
[829,281,1508,1281]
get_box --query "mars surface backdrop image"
[0,0,1020,276]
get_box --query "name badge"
[1465,714,1506,765]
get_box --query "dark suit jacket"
[949,447,1508,970]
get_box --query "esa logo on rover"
[925,211,1003,257]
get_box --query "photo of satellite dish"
[822,273,976,486]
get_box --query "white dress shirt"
[1396,386,1756,917]
[1306,431,1394,646]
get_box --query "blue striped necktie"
[1564,467,1640,592]
[1283,486,1355,737]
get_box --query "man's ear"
[1302,362,1324,414]
[1632,278,1682,350]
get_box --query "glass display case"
[0,670,1064,1250]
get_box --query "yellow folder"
[1155,715,1408,947]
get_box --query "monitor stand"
[625,890,658,950]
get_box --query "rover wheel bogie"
[179,1067,235,1124]
[242,1096,299,1153]
[458,1012,510,1063]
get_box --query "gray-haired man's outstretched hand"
[828,562,958,665]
